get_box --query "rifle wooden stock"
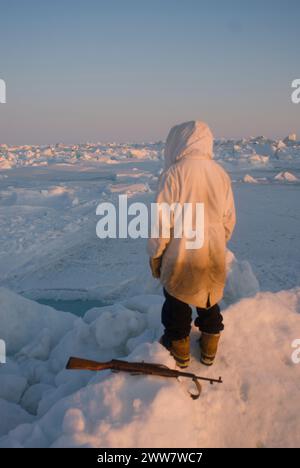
[66,357,112,371]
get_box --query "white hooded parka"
[147,121,236,307]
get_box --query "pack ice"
[0,136,299,447]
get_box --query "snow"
[0,288,75,356]
[0,399,33,438]
[0,136,299,447]
[243,174,258,184]
[224,251,260,303]
[0,142,163,170]
[0,136,300,171]
[274,171,299,182]
[284,133,297,143]
[0,285,299,448]
[0,159,12,169]
[0,370,27,404]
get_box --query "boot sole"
[200,357,214,366]
[200,351,216,366]
[199,336,218,366]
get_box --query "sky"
[0,0,300,144]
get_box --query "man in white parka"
[148,121,236,368]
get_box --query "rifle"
[66,357,223,400]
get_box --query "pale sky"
[0,0,299,144]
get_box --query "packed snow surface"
[0,135,299,447]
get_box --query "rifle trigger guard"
[190,378,202,400]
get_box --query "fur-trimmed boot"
[200,332,221,366]
[160,335,190,368]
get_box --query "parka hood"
[164,120,213,170]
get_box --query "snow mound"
[0,142,163,169]
[243,174,258,184]
[0,282,299,447]
[0,288,75,356]
[0,158,12,169]
[224,251,260,303]
[274,171,299,182]
[0,136,299,170]
[284,133,297,144]
[128,149,150,159]
[0,399,33,438]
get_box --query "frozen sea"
[0,137,299,447]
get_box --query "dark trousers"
[162,288,224,341]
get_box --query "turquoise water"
[36,298,109,316]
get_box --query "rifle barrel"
[176,371,222,384]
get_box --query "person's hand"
[149,257,162,279]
